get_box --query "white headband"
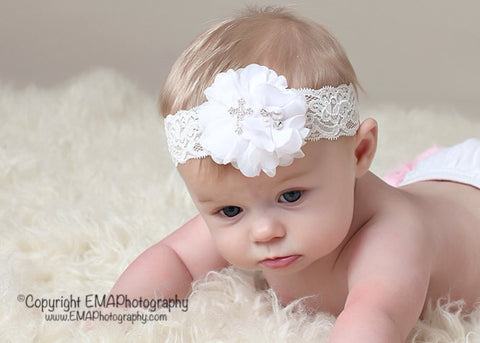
[164,64,359,177]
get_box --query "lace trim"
[164,84,359,166]
[164,108,207,164]
[300,84,359,141]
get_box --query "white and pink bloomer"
[164,64,360,177]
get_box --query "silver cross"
[228,98,253,134]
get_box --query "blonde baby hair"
[159,6,360,118]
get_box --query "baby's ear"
[354,118,378,177]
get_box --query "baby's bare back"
[402,180,480,309]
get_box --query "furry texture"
[1,69,480,342]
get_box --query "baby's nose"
[250,216,286,243]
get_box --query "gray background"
[1,0,479,116]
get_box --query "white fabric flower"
[197,64,309,177]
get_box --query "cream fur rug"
[1,69,480,342]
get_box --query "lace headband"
[164,64,359,177]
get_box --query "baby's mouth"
[260,255,301,269]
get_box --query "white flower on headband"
[196,64,309,177]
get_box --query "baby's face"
[180,138,358,275]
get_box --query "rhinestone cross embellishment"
[228,98,253,134]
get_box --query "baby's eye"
[279,190,302,203]
[220,206,243,218]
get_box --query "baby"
[111,7,480,343]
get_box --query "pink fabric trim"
[383,146,442,186]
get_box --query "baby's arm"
[110,215,228,299]
[329,223,431,343]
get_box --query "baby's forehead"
[181,155,317,190]
[179,139,351,193]
[179,158,237,183]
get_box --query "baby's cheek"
[212,233,247,265]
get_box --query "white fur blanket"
[1,70,480,342]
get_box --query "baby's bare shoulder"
[338,212,432,336]
[347,210,430,269]
[348,198,430,259]
[340,197,434,290]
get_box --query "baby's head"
[158,7,378,271]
